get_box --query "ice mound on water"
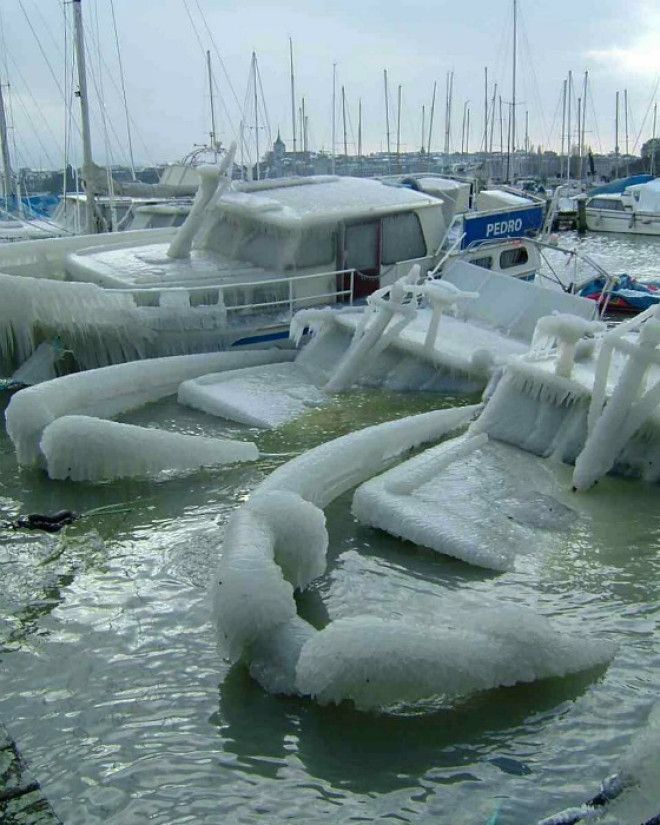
[179,361,328,428]
[352,434,577,571]
[40,415,258,481]
[5,349,293,466]
[214,405,614,711]
[215,491,327,663]
[296,609,614,711]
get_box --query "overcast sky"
[2,0,659,169]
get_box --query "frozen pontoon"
[0,160,448,377]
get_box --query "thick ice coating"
[178,362,328,428]
[295,610,614,711]
[5,349,294,466]
[40,415,258,481]
[215,405,614,712]
[352,434,578,571]
[215,491,328,662]
[0,271,149,371]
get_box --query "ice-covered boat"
[0,154,453,377]
[579,273,660,314]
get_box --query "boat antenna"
[343,85,348,157]
[252,51,259,180]
[396,84,402,158]
[72,0,97,234]
[651,101,657,176]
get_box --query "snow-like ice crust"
[40,415,258,481]
[0,271,150,371]
[178,361,327,428]
[351,434,579,571]
[215,405,614,711]
[5,349,293,467]
[295,610,613,711]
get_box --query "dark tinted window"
[382,212,426,264]
[471,255,492,270]
[499,247,529,269]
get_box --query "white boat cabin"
[585,178,660,236]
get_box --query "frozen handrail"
[420,277,479,352]
[531,313,605,378]
[167,142,236,259]
[574,306,660,490]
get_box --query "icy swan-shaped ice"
[215,406,614,711]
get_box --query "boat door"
[339,220,381,300]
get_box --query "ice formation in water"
[178,361,326,428]
[5,349,293,466]
[40,415,258,481]
[215,406,614,711]
[295,610,613,710]
[352,428,587,574]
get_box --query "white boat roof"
[66,242,279,290]
[219,175,442,228]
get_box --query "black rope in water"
[1,510,79,533]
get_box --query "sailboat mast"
[483,67,488,154]
[289,38,297,154]
[651,101,657,176]
[511,0,517,176]
[396,84,402,156]
[72,0,97,234]
[206,50,217,153]
[331,63,336,173]
[615,90,620,178]
[427,80,437,156]
[421,105,426,154]
[302,97,307,153]
[384,69,391,170]
[624,88,629,174]
[489,82,497,153]
[252,52,260,180]
[357,97,362,158]
[0,75,14,207]
[566,71,572,184]
[342,86,348,156]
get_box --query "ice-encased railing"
[40,415,258,482]
[215,405,614,711]
[0,271,150,372]
[5,349,295,467]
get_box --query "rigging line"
[17,0,66,98]
[518,6,549,147]
[587,82,603,154]
[191,0,243,123]
[211,71,240,146]
[630,74,660,154]
[91,0,116,193]
[6,79,58,168]
[109,0,135,179]
[255,57,272,147]
[5,50,65,161]
[81,21,126,167]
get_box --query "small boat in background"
[580,273,660,313]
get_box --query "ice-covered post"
[573,314,660,490]
[532,313,604,379]
[167,143,236,260]
[325,270,419,393]
[420,278,478,353]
